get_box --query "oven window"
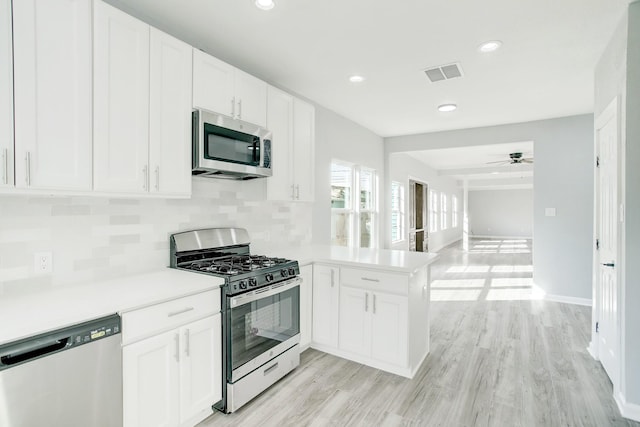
[204,123,260,166]
[230,286,300,371]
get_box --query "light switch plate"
[545,208,556,217]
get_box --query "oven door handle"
[229,277,302,307]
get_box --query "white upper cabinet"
[12,0,92,190]
[292,98,315,202]
[266,86,294,200]
[0,0,12,188]
[193,49,267,127]
[149,28,192,196]
[266,86,315,202]
[93,0,150,194]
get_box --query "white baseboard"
[543,293,592,306]
[586,342,598,360]
[615,391,640,422]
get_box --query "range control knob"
[248,278,258,287]
[288,267,296,276]
[239,280,247,290]
[265,273,274,282]
[280,269,289,278]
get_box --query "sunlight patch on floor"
[431,279,486,289]
[446,265,491,273]
[490,277,534,287]
[431,289,483,301]
[491,265,533,273]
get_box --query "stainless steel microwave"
[192,109,272,179]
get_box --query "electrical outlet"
[34,252,53,274]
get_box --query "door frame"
[590,96,622,394]
[408,177,429,252]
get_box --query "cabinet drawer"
[122,289,220,344]
[340,267,408,295]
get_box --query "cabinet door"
[93,0,150,193]
[13,0,92,190]
[179,315,221,426]
[312,265,339,348]
[338,286,371,357]
[149,28,192,196]
[192,49,234,116]
[123,330,180,427]
[235,69,267,127]
[292,99,315,202]
[266,85,294,201]
[0,0,12,188]
[299,264,313,349]
[370,292,408,366]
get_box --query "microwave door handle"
[253,139,260,163]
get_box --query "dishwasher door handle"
[0,337,70,366]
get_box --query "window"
[429,190,438,233]
[452,195,459,228]
[331,161,378,248]
[441,193,448,230]
[391,181,405,242]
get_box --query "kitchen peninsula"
[271,245,438,379]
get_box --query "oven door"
[228,277,300,382]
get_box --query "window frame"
[330,160,378,248]
[429,189,439,233]
[441,193,448,230]
[452,195,459,228]
[391,181,405,243]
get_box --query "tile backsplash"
[0,178,312,294]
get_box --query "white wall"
[387,153,462,252]
[385,115,594,301]
[0,179,312,294]
[311,105,385,247]
[468,189,533,238]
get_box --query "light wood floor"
[199,239,638,427]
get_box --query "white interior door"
[596,100,619,386]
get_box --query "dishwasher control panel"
[0,314,121,371]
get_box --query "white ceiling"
[106,0,628,191]
[406,142,534,189]
[107,0,628,138]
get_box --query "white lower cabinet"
[122,290,221,427]
[299,264,313,350]
[339,287,408,366]
[124,315,221,427]
[311,264,339,349]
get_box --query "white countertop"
[0,268,223,346]
[270,245,439,273]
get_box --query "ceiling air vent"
[424,63,463,83]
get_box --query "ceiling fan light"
[255,0,275,10]
[438,103,457,112]
[349,75,365,83]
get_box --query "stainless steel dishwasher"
[0,314,123,427]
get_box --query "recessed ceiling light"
[478,40,502,53]
[255,0,275,10]
[491,171,500,175]
[349,75,365,83]
[437,104,457,112]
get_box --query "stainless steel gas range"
[169,228,301,413]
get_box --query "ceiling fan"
[486,152,533,165]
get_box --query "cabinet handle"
[373,294,376,314]
[25,152,31,186]
[291,185,295,200]
[168,307,194,317]
[142,165,148,190]
[264,362,278,375]
[2,148,7,185]
[295,185,300,200]
[174,333,180,362]
[330,269,335,287]
[365,292,369,312]
[361,277,380,283]
[238,99,242,119]
[155,166,160,191]
[231,97,235,118]
[184,329,190,357]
